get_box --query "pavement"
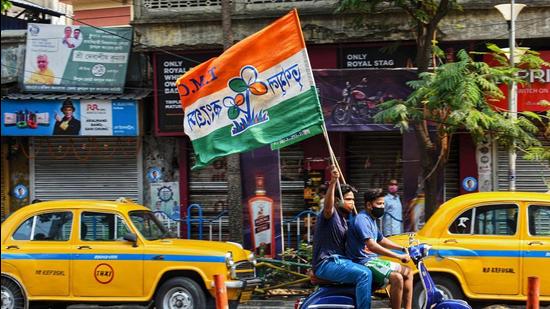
[63,297,547,309]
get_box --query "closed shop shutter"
[279,143,305,217]
[444,137,460,201]
[496,139,550,192]
[347,132,402,207]
[30,137,142,203]
[187,154,228,217]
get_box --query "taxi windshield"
[128,210,171,240]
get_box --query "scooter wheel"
[412,275,466,309]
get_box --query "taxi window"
[473,204,518,236]
[12,212,73,241]
[528,205,550,236]
[81,212,131,241]
[449,209,473,234]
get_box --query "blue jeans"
[315,255,373,309]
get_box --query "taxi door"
[521,203,550,297]
[439,203,520,295]
[2,211,73,296]
[70,211,144,297]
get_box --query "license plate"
[240,290,253,302]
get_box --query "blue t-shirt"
[346,210,383,264]
[311,208,348,271]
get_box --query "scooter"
[296,233,472,309]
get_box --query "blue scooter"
[296,234,472,309]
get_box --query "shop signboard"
[340,47,414,69]
[1,99,138,136]
[485,50,550,112]
[313,69,417,131]
[22,23,132,93]
[153,52,218,135]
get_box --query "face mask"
[371,207,385,219]
[388,185,398,193]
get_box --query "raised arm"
[322,166,339,219]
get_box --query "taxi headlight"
[225,252,234,269]
[247,252,257,266]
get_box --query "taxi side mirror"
[123,233,138,247]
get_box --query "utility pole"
[495,1,526,191]
[222,0,243,243]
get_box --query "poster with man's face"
[23,23,132,93]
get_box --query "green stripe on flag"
[191,86,323,169]
[270,124,322,150]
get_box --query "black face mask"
[371,207,385,219]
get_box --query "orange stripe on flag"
[176,9,305,108]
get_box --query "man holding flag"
[176,9,373,308]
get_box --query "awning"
[10,0,64,17]
[2,88,151,101]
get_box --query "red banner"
[485,50,550,112]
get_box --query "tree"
[338,1,546,218]
[374,48,547,218]
[2,0,12,13]
[221,0,244,244]
[337,0,461,218]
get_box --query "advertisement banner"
[1,99,138,136]
[241,146,282,258]
[150,182,181,221]
[153,52,218,135]
[313,69,417,131]
[484,50,550,112]
[23,23,132,93]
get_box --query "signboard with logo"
[153,52,218,135]
[23,23,132,93]
[340,47,414,69]
[485,50,550,112]
[150,182,180,220]
[1,99,138,136]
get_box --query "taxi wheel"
[412,275,465,309]
[155,277,206,309]
[1,277,25,309]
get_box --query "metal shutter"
[30,137,142,203]
[496,139,550,192]
[279,143,305,216]
[347,132,402,207]
[444,136,460,201]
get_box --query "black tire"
[332,103,350,125]
[1,277,26,309]
[412,275,465,309]
[155,277,206,309]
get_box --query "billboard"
[313,69,417,131]
[23,23,132,93]
[1,99,138,136]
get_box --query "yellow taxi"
[387,192,550,308]
[1,199,259,309]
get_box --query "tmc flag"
[176,9,323,169]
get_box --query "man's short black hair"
[340,184,358,195]
[364,188,385,203]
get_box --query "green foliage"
[374,49,544,151]
[1,0,12,13]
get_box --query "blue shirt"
[346,210,383,264]
[383,193,403,237]
[312,208,348,271]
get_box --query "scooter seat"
[308,270,356,287]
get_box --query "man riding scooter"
[310,165,374,309]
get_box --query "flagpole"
[321,123,357,215]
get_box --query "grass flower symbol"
[223,65,270,136]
